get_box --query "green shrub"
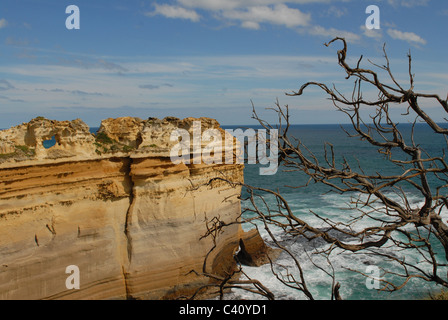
[16,145,30,153]
[95,132,115,144]
[15,145,35,156]
[122,145,134,152]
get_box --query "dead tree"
[247,37,448,297]
[194,37,448,300]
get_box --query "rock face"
[0,116,244,300]
[236,229,282,267]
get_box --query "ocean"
[224,123,448,300]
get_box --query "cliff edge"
[0,116,244,300]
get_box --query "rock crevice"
[123,156,134,300]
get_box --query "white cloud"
[324,6,347,18]
[145,1,362,42]
[178,0,332,11]
[387,28,426,45]
[241,21,260,30]
[305,25,361,43]
[178,0,242,11]
[360,25,382,40]
[0,18,8,29]
[143,0,376,45]
[148,2,312,29]
[149,4,201,22]
[222,4,311,29]
[0,54,342,114]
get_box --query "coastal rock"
[97,117,144,148]
[236,229,282,267]
[0,117,96,161]
[0,139,14,154]
[0,116,244,300]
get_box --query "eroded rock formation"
[237,229,282,267]
[0,116,244,300]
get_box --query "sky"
[0,0,447,128]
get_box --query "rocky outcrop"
[97,117,144,148]
[237,229,282,267]
[0,116,244,300]
[0,117,96,160]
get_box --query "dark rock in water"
[236,228,282,267]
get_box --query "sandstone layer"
[0,116,244,300]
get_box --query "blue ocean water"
[226,123,448,300]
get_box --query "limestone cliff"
[0,116,244,300]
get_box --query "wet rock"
[237,228,282,267]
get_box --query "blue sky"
[0,0,447,127]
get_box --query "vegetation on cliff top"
[94,131,135,155]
